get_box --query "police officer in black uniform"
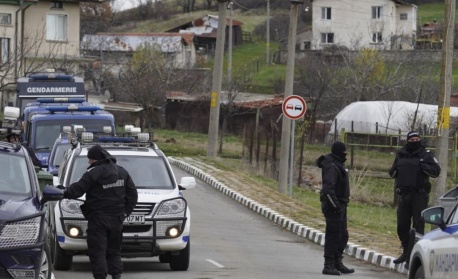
[61,145,138,279]
[389,131,441,264]
[316,141,354,276]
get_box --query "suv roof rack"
[73,125,157,150]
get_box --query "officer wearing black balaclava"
[389,131,441,265]
[316,141,354,276]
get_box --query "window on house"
[46,14,67,41]
[0,13,12,25]
[321,7,331,20]
[51,1,64,9]
[400,13,408,20]
[372,32,383,43]
[0,38,10,64]
[372,6,383,19]
[321,33,334,44]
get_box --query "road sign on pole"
[282,95,306,120]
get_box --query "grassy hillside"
[417,3,457,24]
[111,3,454,94]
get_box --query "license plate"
[124,215,145,224]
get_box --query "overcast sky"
[112,0,137,11]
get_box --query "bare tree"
[218,70,253,154]
[295,54,340,142]
[118,43,173,131]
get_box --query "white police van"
[408,202,458,279]
[48,126,196,271]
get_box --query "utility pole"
[278,0,303,194]
[434,0,455,204]
[266,0,270,64]
[207,0,229,158]
[228,2,233,84]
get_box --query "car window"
[69,155,174,189]
[449,206,458,224]
[51,143,71,167]
[34,119,113,150]
[0,153,32,195]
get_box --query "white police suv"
[408,200,458,279]
[48,128,196,271]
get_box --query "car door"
[426,206,458,279]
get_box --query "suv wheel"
[169,239,190,271]
[39,245,52,279]
[52,235,73,270]
[413,265,425,279]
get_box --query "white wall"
[311,0,417,50]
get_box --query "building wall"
[311,0,416,50]
[23,1,81,60]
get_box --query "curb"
[169,157,408,275]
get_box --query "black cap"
[87,145,105,161]
[407,131,420,141]
[331,141,347,156]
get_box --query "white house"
[311,0,417,50]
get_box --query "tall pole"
[207,0,229,157]
[266,0,270,64]
[278,0,302,194]
[434,0,455,204]
[228,2,233,84]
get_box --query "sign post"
[282,95,307,197]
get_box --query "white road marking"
[206,259,225,268]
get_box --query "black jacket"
[389,145,441,190]
[64,151,138,217]
[316,153,350,209]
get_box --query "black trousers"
[397,192,429,249]
[322,203,349,259]
[87,214,124,279]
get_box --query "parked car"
[408,201,458,279]
[0,136,64,279]
[49,129,196,271]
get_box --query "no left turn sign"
[282,95,307,120]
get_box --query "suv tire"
[52,234,73,270]
[169,239,190,271]
[40,245,53,279]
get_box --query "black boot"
[323,257,341,276]
[393,250,407,264]
[334,257,355,274]
[112,275,121,279]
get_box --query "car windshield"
[0,153,32,195]
[34,120,113,150]
[69,155,174,189]
[50,143,72,167]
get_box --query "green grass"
[417,3,458,25]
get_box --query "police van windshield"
[69,155,174,189]
[0,154,32,195]
[34,120,113,150]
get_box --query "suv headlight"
[154,198,187,217]
[60,199,84,218]
[0,216,42,248]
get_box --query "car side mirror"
[178,176,196,190]
[41,185,64,206]
[422,206,446,231]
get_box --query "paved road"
[53,166,406,279]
